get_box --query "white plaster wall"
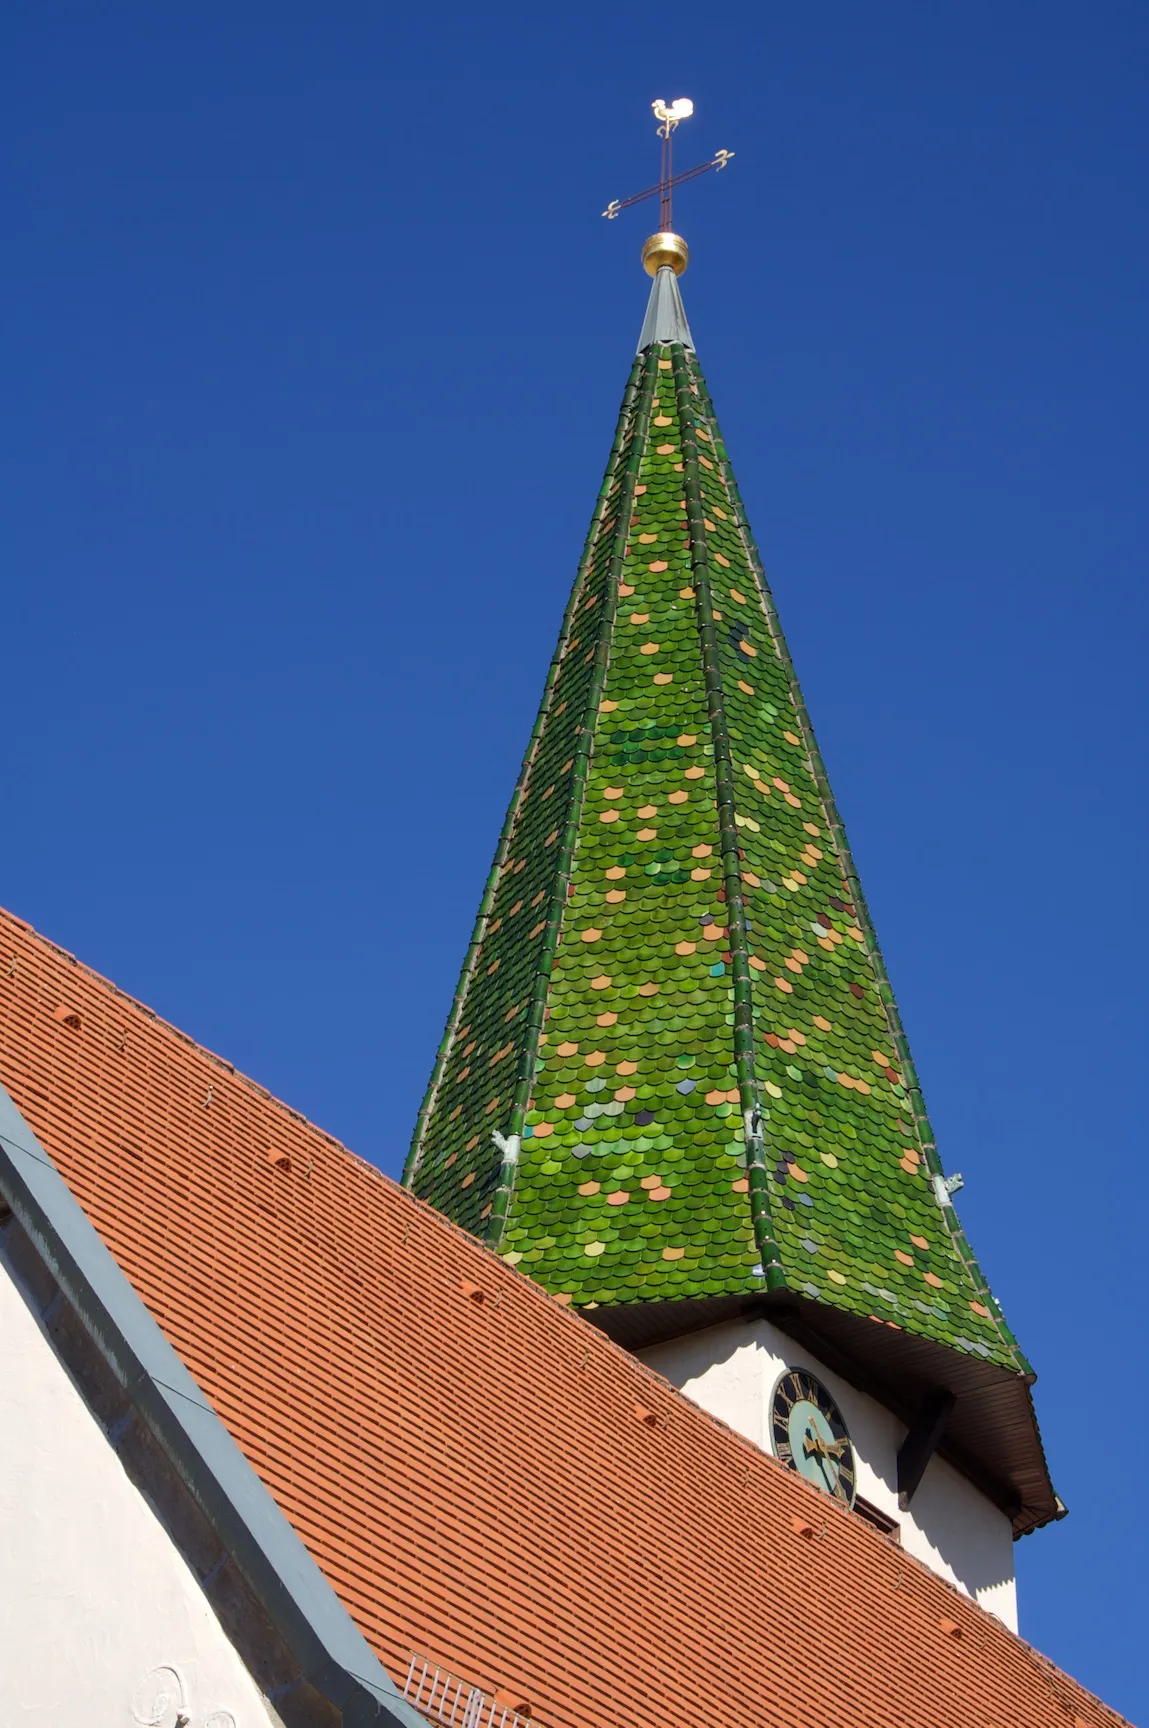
[641,1317,1018,1629]
[0,1249,280,1728]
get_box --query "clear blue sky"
[3,2,1145,1714]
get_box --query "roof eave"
[589,1289,1061,1537]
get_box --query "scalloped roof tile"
[404,322,1026,1387]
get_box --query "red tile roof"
[0,904,1125,1728]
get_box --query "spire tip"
[637,263,695,353]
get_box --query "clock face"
[771,1367,857,1508]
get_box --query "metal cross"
[602,98,734,229]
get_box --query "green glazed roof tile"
[404,311,1028,1378]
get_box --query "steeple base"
[640,1310,1020,1627]
[590,1288,1062,1540]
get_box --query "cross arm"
[602,150,735,219]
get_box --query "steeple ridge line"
[403,356,648,1197]
[485,351,662,1245]
[669,343,784,1289]
[689,370,1030,1373]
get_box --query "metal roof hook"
[492,1130,521,1168]
[930,1171,964,1209]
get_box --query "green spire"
[404,293,1026,1379]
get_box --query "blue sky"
[2,2,1146,1714]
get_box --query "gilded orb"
[641,231,689,277]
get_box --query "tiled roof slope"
[0,905,1121,1728]
[405,311,1023,1382]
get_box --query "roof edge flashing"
[0,1081,424,1728]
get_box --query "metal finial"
[651,98,693,229]
[600,99,735,274]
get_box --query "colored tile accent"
[404,341,1025,1374]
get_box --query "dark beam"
[898,1389,957,1510]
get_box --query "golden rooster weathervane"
[602,98,734,277]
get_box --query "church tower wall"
[640,1319,1018,1628]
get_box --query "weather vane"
[602,98,734,276]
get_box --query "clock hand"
[803,1429,844,1486]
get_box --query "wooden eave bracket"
[897,1388,956,1511]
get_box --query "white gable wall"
[0,1247,280,1728]
[640,1316,1018,1630]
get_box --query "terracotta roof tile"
[0,904,1125,1728]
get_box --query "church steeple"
[405,263,1023,1371]
[404,166,1060,1541]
